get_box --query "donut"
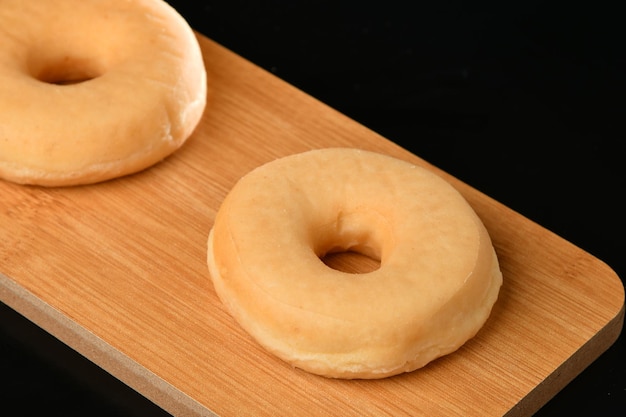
[207,148,502,379]
[0,0,206,186]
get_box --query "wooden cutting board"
[1,35,624,417]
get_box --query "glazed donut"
[0,0,206,186]
[207,148,502,379]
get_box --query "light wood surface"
[1,35,623,417]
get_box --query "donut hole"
[316,211,386,274]
[32,56,104,85]
[320,246,381,274]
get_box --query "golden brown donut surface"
[0,0,206,186]
[207,148,502,379]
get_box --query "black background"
[1,1,624,415]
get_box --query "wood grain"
[1,35,623,417]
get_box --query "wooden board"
[0,35,623,417]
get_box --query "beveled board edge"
[0,272,213,417]
[507,303,624,417]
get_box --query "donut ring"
[0,0,206,186]
[207,148,502,379]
